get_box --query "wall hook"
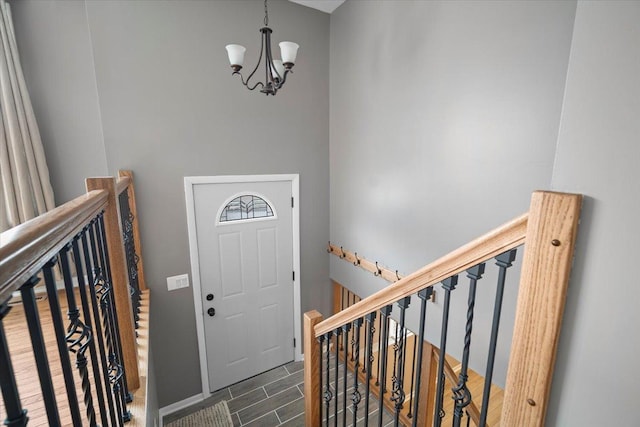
[339,246,346,259]
[353,252,361,266]
[396,270,401,281]
[374,262,381,276]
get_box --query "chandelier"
[225,0,299,96]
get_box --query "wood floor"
[0,288,149,426]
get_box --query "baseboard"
[158,393,204,424]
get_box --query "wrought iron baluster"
[333,328,341,427]
[42,260,83,426]
[95,216,132,421]
[434,275,458,427]
[411,287,433,427]
[391,320,399,395]
[0,301,29,427]
[72,235,110,426]
[376,313,382,387]
[318,334,325,425]
[89,220,126,427]
[352,317,363,426]
[407,321,418,419]
[118,190,141,329]
[364,311,377,424]
[479,249,517,427]
[452,263,485,427]
[324,332,333,426]
[20,276,61,426]
[341,322,351,427]
[392,297,411,427]
[59,243,97,426]
[340,287,345,351]
[82,225,120,427]
[377,305,392,427]
[351,293,356,361]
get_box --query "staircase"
[304,191,582,427]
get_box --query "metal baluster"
[479,249,517,427]
[364,311,377,424]
[375,313,382,387]
[59,244,97,426]
[324,332,333,427]
[391,320,399,395]
[19,276,61,426]
[82,225,120,427]
[452,264,485,427]
[411,287,433,427]
[377,305,392,427]
[406,324,417,419]
[434,275,458,427]
[42,260,83,426]
[334,328,341,427]
[342,322,351,427]
[351,293,356,361]
[0,301,29,427]
[118,191,140,329]
[340,287,345,351]
[352,318,363,426]
[319,334,325,425]
[95,216,132,421]
[89,219,126,427]
[72,236,110,426]
[392,297,411,427]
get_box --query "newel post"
[501,191,582,426]
[86,176,141,390]
[304,310,323,427]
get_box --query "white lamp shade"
[225,44,246,66]
[279,41,299,64]
[272,60,285,79]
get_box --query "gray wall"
[10,0,108,203]
[329,0,576,386]
[547,2,640,425]
[11,0,330,407]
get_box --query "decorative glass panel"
[220,195,274,222]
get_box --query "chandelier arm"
[244,30,266,89]
[232,72,264,90]
[265,30,279,84]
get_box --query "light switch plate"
[167,274,190,291]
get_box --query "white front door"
[191,179,295,391]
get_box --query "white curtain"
[0,0,55,233]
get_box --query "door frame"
[184,174,302,396]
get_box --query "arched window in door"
[219,194,275,223]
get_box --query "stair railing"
[304,190,582,426]
[0,170,149,426]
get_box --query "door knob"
[207,307,216,317]
[206,294,214,301]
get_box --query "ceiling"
[288,0,346,14]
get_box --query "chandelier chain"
[264,0,269,27]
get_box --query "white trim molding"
[184,174,302,397]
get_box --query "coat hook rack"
[326,242,437,302]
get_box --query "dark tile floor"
[163,356,394,426]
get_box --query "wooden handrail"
[0,190,108,302]
[315,212,528,337]
[115,175,131,196]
